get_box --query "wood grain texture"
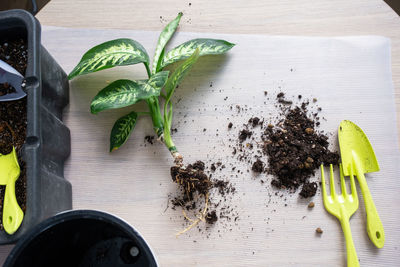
[2,27,400,266]
[1,1,400,265]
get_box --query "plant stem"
[163,126,175,152]
[143,62,164,137]
[146,97,164,137]
[145,63,151,78]
[136,111,151,116]
[164,127,183,165]
[145,62,182,164]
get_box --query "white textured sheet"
[1,27,399,266]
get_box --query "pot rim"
[5,209,158,266]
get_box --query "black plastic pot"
[4,210,158,267]
[0,9,71,243]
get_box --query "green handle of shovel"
[3,178,24,235]
[0,147,24,234]
[354,157,385,248]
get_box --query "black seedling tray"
[0,9,72,244]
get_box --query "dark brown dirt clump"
[262,103,339,197]
[251,159,264,173]
[144,135,155,144]
[248,117,260,127]
[277,92,293,105]
[0,38,28,230]
[171,161,211,202]
[238,129,252,142]
[205,210,218,224]
[299,182,318,198]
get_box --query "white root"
[176,193,209,237]
[172,151,183,166]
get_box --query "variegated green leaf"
[160,38,235,69]
[91,71,169,114]
[68,38,149,80]
[152,12,182,74]
[165,49,200,100]
[147,70,169,89]
[110,111,138,152]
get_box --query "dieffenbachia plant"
[68,13,234,164]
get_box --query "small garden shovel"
[0,59,26,102]
[338,120,385,248]
[0,147,24,234]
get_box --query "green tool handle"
[3,179,24,235]
[355,169,385,248]
[340,216,359,267]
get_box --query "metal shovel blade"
[0,59,26,102]
[338,120,379,176]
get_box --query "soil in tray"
[0,38,28,230]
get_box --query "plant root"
[157,133,164,143]
[172,151,183,166]
[176,193,209,237]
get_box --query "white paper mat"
[2,27,399,266]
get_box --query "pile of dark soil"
[262,97,339,197]
[0,38,28,230]
[170,161,236,228]
[232,93,338,199]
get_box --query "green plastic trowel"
[0,147,24,234]
[338,120,385,248]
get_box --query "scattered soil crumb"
[251,159,264,173]
[308,202,315,208]
[316,227,323,234]
[205,210,218,224]
[239,129,252,142]
[299,182,318,198]
[248,117,260,127]
[210,163,216,172]
[276,92,293,105]
[144,135,155,144]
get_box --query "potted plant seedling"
[68,13,234,233]
[0,9,71,244]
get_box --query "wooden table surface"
[1,0,400,265]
